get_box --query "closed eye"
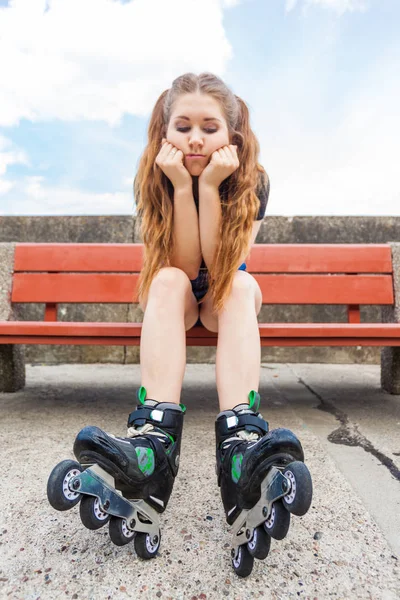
[177,127,217,134]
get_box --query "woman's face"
[166,92,230,177]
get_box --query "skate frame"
[231,466,289,549]
[70,464,160,536]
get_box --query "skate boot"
[47,386,185,559]
[215,391,313,577]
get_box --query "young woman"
[70,73,312,575]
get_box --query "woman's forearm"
[198,181,222,272]
[170,186,202,280]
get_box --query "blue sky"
[0,0,399,216]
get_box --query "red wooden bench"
[0,242,399,391]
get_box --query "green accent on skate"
[135,447,155,476]
[136,386,186,413]
[231,453,243,483]
[165,432,175,444]
[248,390,260,412]
[137,386,147,405]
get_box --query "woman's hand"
[155,139,192,190]
[199,144,239,188]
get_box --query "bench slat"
[250,244,392,273]
[14,243,392,274]
[11,273,394,305]
[1,337,400,347]
[14,243,144,272]
[1,322,400,337]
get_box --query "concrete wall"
[1,215,399,365]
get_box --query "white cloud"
[285,0,368,14]
[0,175,133,215]
[285,0,297,11]
[0,180,15,196]
[0,0,236,127]
[0,134,29,195]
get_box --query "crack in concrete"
[296,375,400,483]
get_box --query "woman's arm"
[198,181,221,272]
[198,145,239,271]
[169,185,203,280]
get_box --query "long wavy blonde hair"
[134,72,268,313]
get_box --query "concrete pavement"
[1,362,399,599]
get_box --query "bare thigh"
[139,267,200,331]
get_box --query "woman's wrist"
[198,178,220,191]
[174,183,193,196]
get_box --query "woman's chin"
[186,165,204,177]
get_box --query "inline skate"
[215,390,313,577]
[47,386,185,559]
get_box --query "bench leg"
[381,243,400,394]
[381,347,400,395]
[0,345,26,392]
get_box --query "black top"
[191,169,269,221]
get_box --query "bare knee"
[229,271,255,299]
[152,267,191,293]
[140,267,191,311]
[215,272,257,317]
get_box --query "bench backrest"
[12,243,394,323]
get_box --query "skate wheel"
[79,495,111,530]
[282,461,313,516]
[231,544,254,578]
[247,526,271,560]
[46,459,83,511]
[109,516,136,546]
[263,499,290,540]
[134,531,161,560]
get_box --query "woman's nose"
[189,130,204,146]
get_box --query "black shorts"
[190,262,247,325]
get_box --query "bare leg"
[139,268,199,405]
[216,280,261,412]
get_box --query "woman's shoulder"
[256,167,270,191]
[255,167,270,220]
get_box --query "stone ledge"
[0,242,16,321]
[0,242,26,392]
[381,242,400,394]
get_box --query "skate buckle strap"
[150,409,164,423]
[127,405,180,430]
[226,416,239,429]
[217,413,269,439]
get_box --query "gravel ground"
[1,363,399,600]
